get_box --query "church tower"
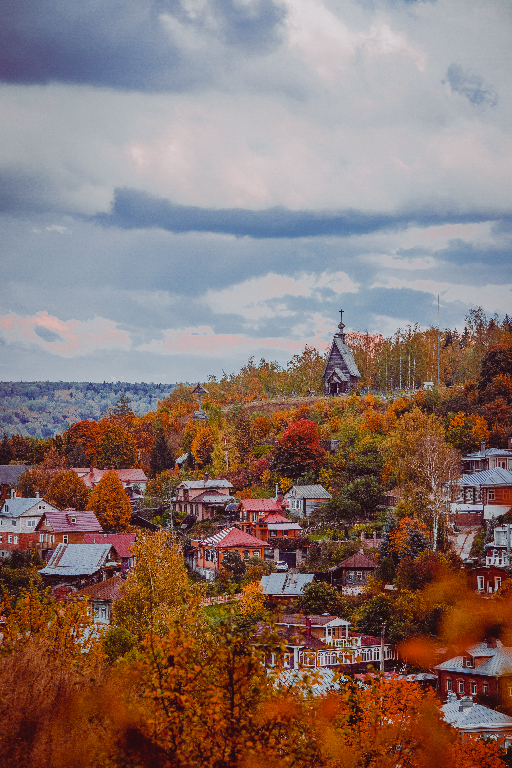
[322,310,361,395]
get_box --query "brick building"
[0,495,60,557]
[435,639,512,704]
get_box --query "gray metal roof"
[442,700,512,728]
[0,465,30,485]
[286,485,331,499]
[273,668,352,696]
[460,468,512,486]
[177,479,234,489]
[260,573,314,596]
[0,497,55,519]
[435,643,512,676]
[463,448,512,459]
[39,543,119,577]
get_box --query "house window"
[40,534,44,543]
[357,571,363,581]
[496,578,502,591]
[205,550,210,561]
[270,531,277,537]
[12,520,16,526]
[283,530,289,536]
[484,684,488,694]
[471,682,477,695]
[509,686,512,698]
[243,550,250,559]
[458,680,464,693]
[14,536,17,544]
[63,535,68,544]
[8,535,12,543]
[488,489,495,501]
[446,679,452,691]
[70,517,76,524]
[0,535,2,543]
[477,576,484,590]
[464,657,474,668]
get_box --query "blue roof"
[260,573,314,596]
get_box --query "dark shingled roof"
[330,552,378,571]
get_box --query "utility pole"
[380,622,386,673]
[437,294,440,387]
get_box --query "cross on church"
[338,309,345,332]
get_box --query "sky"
[0,0,511,384]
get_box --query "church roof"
[331,337,360,378]
[322,335,360,382]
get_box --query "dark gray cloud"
[93,187,501,239]
[446,64,498,107]
[0,0,285,91]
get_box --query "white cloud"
[203,270,359,322]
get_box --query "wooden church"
[322,310,361,395]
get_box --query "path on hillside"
[450,530,477,559]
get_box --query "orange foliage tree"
[269,419,326,480]
[86,470,132,531]
[45,469,90,510]
[191,425,215,468]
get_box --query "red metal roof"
[72,468,147,488]
[83,533,136,558]
[240,498,285,513]
[36,509,102,534]
[215,527,265,548]
[260,512,292,524]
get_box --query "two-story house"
[75,576,123,624]
[0,494,60,557]
[469,525,512,594]
[435,639,512,703]
[452,467,512,523]
[31,508,103,558]
[238,498,287,533]
[83,532,137,571]
[173,476,234,521]
[284,485,331,518]
[461,440,512,474]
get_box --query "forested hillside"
[0,381,176,438]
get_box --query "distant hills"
[0,381,177,438]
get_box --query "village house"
[0,465,29,501]
[238,497,287,532]
[83,532,137,571]
[0,494,60,557]
[323,551,378,588]
[39,542,122,594]
[30,508,103,558]
[284,484,332,518]
[259,572,315,611]
[189,527,265,581]
[74,576,123,625]
[173,476,234,521]
[468,525,512,594]
[322,309,361,396]
[72,467,148,494]
[452,467,512,523]
[461,440,512,474]
[259,614,395,672]
[434,638,512,703]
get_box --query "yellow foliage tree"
[112,530,204,641]
[191,425,214,468]
[238,581,267,622]
[86,470,132,531]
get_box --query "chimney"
[35,491,40,498]
[446,691,457,704]
[459,696,473,711]
[305,616,312,638]
[275,484,283,501]
[486,637,497,649]
[480,441,486,453]
[203,472,209,484]
[10,489,16,499]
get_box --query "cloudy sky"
[0,0,511,383]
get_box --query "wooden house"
[322,310,360,395]
[0,495,60,557]
[173,475,234,521]
[284,484,331,518]
[325,551,378,587]
[31,508,102,558]
[189,527,265,581]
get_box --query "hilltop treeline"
[0,381,176,439]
